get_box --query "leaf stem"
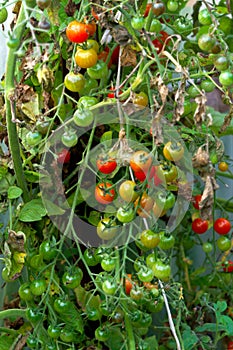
[5,3,30,202]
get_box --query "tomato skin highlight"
[192,218,208,234]
[214,218,231,235]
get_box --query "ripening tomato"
[130,150,152,173]
[64,72,85,92]
[163,141,184,161]
[227,341,233,350]
[222,260,233,273]
[193,194,202,210]
[66,20,89,43]
[84,20,97,37]
[124,274,133,295]
[96,155,117,174]
[214,218,231,235]
[192,218,208,234]
[198,33,216,52]
[95,182,116,204]
[57,149,71,164]
[119,180,139,202]
[152,2,166,16]
[218,161,229,172]
[134,192,154,218]
[140,229,160,249]
[132,92,148,107]
[75,48,98,68]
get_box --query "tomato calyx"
[95,181,116,204]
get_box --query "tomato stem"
[5,3,30,202]
[0,308,26,320]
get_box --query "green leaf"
[43,199,65,216]
[7,186,23,199]
[0,333,16,350]
[100,131,113,148]
[105,328,126,350]
[208,107,233,136]
[195,323,226,333]
[19,199,47,222]
[214,300,228,313]
[88,211,101,226]
[219,315,233,336]
[24,170,41,183]
[182,329,198,350]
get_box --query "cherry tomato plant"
[1,1,233,349]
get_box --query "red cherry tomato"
[57,149,71,164]
[124,274,133,295]
[192,218,208,234]
[222,260,233,273]
[193,194,202,210]
[96,155,117,174]
[66,20,89,43]
[95,182,116,204]
[214,218,231,235]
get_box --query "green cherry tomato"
[95,326,110,341]
[146,253,156,269]
[152,260,171,281]
[102,278,117,295]
[62,129,78,147]
[137,266,154,283]
[174,17,193,34]
[217,236,231,251]
[7,37,20,49]
[155,190,176,211]
[30,278,47,296]
[140,229,160,249]
[187,85,200,98]
[86,305,102,321]
[219,71,233,87]
[78,95,98,108]
[0,7,8,24]
[214,55,229,71]
[19,283,34,301]
[54,297,73,313]
[39,241,56,261]
[73,108,94,127]
[48,325,61,339]
[167,0,178,12]
[87,61,108,79]
[130,287,144,303]
[25,131,42,146]
[202,242,213,253]
[148,18,162,33]
[99,302,114,316]
[157,162,178,183]
[158,231,175,250]
[198,9,212,25]
[62,267,83,289]
[101,256,116,271]
[36,117,52,135]
[198,34,216,52]
[64,72,85,92]
[26,308,44,323]
[200,79,215,92]
[97,218,118,240]
[60,327,76,342]
[83,248,99,266]
[26,334,38,348]
[116,206,135,223]
[131,16,145,30]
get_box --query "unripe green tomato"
[217,236,231,251]
[73,109,94,127]
[131,16,145,30]
[219,71,233,87]
[0,7,8,24]
[202,242,213,253]
[200,79,215,92]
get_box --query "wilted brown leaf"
[194,94,207,127]
[192,146,209,168]
[199,175,219,221]
[173,77,186,122]
[121,45,137,66]
[112,25,132,45]
[220,104,233,133]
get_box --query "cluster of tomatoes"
[93,141,186,248]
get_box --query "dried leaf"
[121,45,137,67]
[173,78,186,122]
[192,146,209,168]
[199,175,218,221]
[194,94,207,127]
[220,104,233,133]
[112,25,132,45]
